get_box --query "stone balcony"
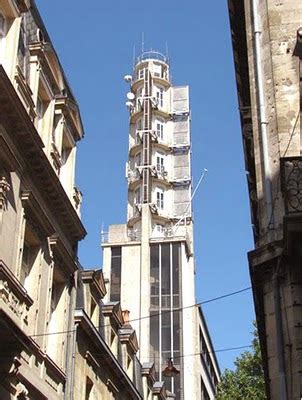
[0,260,33,332]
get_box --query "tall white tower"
[102,51,219,399]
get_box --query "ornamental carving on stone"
[0,176,10,210]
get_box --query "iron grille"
[281,156,302,214]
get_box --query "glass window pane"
[110,247,121,301]
[161,243,170,299]
[150,245,159,307]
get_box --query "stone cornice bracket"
[8,357,21,376]
[0,176,10,210]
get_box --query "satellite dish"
[125,101,134,109]
[127,92,135,100]
[124,74,132,83]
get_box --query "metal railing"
[136,50,169,64]
[281,156,302,214]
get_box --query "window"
[36,96,46,133]
[156,119,164,140]
[156,154,165,173]
[136,87,143,110]
[110,247,122,302]
[153,64,162,78]
[155,224,164,236]
[47,267,66,364]
[17,18,28,79]
[134,186,141,205]
[20,241,37,290]
[138,67,147,80]
[150,243,182,395]
[85,377,93,400]
[0,12,6,59]
[20,225,40,292]
[135,152,141,167]
[60,131,74,196]
[156,87,164,108]
[201,378,210,400]
[156,188,164,210]
[0,13,5,38]
[136,119,142,144]
[90,299,98,326]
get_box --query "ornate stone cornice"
[48,235,78,274]
[81,269,107,299]
[21,190,55,238]
[102,302,124,329]
[141,362,156,384]
[55,96,83,142]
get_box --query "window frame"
[156,118,164,141]
[156,154,165,173]
[156,187,164,210]
[156,87,164,108]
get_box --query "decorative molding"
[8,357,21,376]
[0,176,10,210]
[73,186,82,213]
[15,382,29,399]
[50,142,62,173]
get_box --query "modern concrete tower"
[102,51,220,399]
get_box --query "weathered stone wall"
[240,1,302,398]
[244,0,302,245]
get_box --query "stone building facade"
[0,1,173,399]
[228,0,302,398]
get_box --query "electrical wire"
[0,286,252,339]
[72,344,253,362]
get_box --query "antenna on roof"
[165,41,169,59]
[133,44,136,68]
[173,168,208,233]
[142,32,144,53]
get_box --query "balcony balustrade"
[0,260,33,331]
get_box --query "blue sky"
[36,0,255,371]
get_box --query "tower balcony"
[129,129,170,156]
[129,100,171,123]
[132,51,171,90]
[126,168,141,188]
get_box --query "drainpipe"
[251,0,274,237]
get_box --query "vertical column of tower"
[139,66,153,362]
[142,68,152,203]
